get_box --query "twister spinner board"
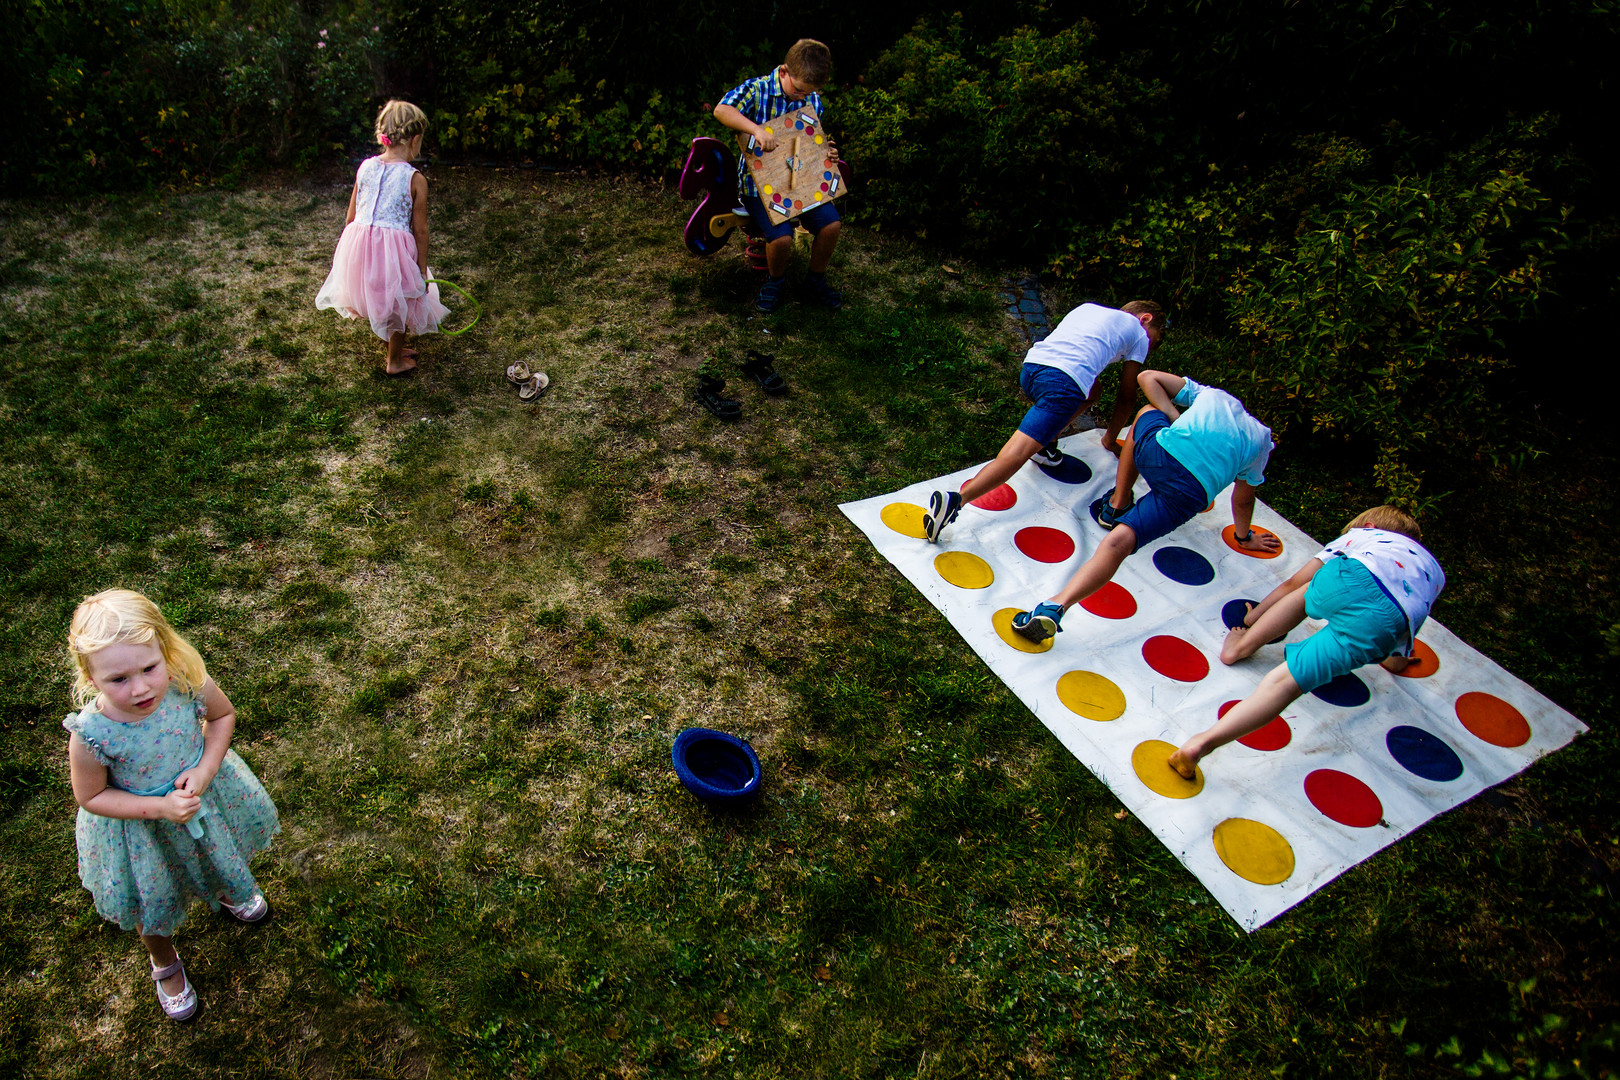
[738,108,846,223]
[839,431,1587,930]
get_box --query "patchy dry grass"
[0,168,1615,1079]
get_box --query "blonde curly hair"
[375,99,428,148]
[67,589,208,707]
[1344,505,1422,543]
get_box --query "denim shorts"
[1284,557,1406,692]
[1017,363,1089,445]
[1114,410,1207,549]
[740,194,840,243]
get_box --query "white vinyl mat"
[840,431,1586,930]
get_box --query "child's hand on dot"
[1241,531,1282,553]
[757,127,777,152]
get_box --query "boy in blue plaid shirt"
[713,39,844,313]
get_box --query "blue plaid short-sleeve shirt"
[718,68,825,198]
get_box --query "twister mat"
[839,432,1587,930]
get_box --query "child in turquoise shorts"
[1168,504,1446,778]
[1011,369,1280,643]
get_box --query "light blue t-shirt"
[1155,377,1274,503]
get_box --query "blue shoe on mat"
[924,490,962,543]
[1089,495,1132,530]
[1012,601,1065,643]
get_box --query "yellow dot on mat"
[879,502,929,539]
[815,135,825,144]
[814,192,823,201]
[935,551,993,589]
[1056,671,1126,722]
[992,608,1054,654]
[1131,740,1204,798]
[1213,818,1295,885]
[762,184,774,195]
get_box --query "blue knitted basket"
[672,728,762,808]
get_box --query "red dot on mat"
[1304,769,1384,828]
[1142,635,1209,682]
[1079,582,1137,620]
[1221,701,1292,751]
[966,483,1017,511]
[1014,527,1076,563]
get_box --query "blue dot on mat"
[1311,671,1371,707]
[1037,457,1092,485]
[1386,725,1464,782]
[1153,547,1215,586]
[1220,598,1289,644]
[824,170,833,180]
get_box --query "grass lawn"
[0,167,1615,1079]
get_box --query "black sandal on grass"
[696,375,742,420]
[739,350,788,395]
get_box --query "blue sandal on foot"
[1012,601,1065,643]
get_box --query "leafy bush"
[1227,163,1565,507]
[836,17,1167,254]
[7,0,383,191]
[1053,124,1571,508]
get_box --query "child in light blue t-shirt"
[1168,504,1445,779]
[1011,370,1279,643]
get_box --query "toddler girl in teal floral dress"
[63,589,280,1020]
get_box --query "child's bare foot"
[1167,746,1199,780]
[1219,625,1251,665]
[384,359,417,377]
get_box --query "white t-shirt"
[1315,528,1446,652]
[1155,377,1274,502]
[1023,304,1151,397]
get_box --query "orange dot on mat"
[1079,582,1137,620]
[1454,691,1531,748]
[1394,639,1440,679]
[1221,524,1283,559]
[1219,701,1292,751]
[966,483,1017,511]
[1014,526,1075,563]
[1213,819,1295,885]
[879,502,928,539]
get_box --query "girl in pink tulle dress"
[316,99,449,376]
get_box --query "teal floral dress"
[63,686,280,937]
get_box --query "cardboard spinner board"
[739,108,845,223]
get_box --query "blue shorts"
[740,194,840,243]
[1284,557,1406,692]
[1114,410,1208,549]
[1017,363,1089,446]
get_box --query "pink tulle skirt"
[315,223,449,341]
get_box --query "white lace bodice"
[353,157,417,231]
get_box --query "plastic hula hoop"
[426,278,482,337]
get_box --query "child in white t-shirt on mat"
[1168,504,1446,778]
[922,300,1167,543]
